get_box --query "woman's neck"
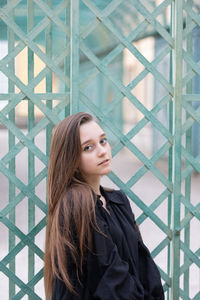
[90,183,101,195]
[87,176,101,195]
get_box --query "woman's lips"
[98,159,110,166]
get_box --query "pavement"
[0,129,199,299]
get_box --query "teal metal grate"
[0,0,200,299]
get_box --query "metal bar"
[171,0,183,298]
[64,3,70,117]
[28,1,35,294]
[184,0,192,295]
[183,94,200,102]
[8,1,15,297]
[46,0,53,158]
[0,93,69,100]
[70,0,79,113]
[167,3,173,299]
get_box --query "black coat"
[52,187,164,300]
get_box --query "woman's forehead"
[80,121,104,142]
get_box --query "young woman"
[44,112,164,300]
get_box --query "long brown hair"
[44,112,98,299]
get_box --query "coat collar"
[100,186,124,205]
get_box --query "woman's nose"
[97,145,106,156]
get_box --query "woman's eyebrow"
[81,139,92,146]
[100,133,106,138]
[81,133,105,146]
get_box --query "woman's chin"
[101,168,112,176]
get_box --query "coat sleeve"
[87,215,145,300]
[116,191,164,299]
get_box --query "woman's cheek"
[80,153,94,173]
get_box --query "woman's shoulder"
[102,186,115,193]
[101,186,129,206]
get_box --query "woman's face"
[79,121,112,182]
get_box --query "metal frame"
[0,1,200,299]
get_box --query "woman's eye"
[100,137,107,145]
[83,145,92,151]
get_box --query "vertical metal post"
[8,1,15,298]
[118,55,123,132]
[28,1,35,295]
[64,5,70,118]
[184,0,192,295]
[70,0,79,114]
[167,4,173,299]
[171,0,183,299]
[46,0,53,157]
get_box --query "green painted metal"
[0,1,200,299]
[28,2,35,298]
[170,1,183,299]
[167,6,173,299]
[70,0,79,113]
[8,2,15,298]
[184,0,192,296]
